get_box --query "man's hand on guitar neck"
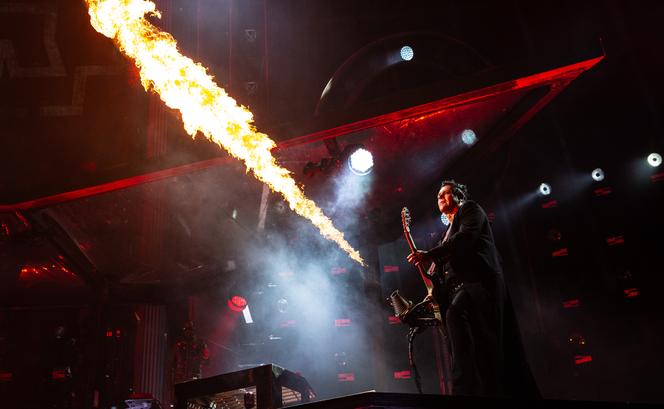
[407,250,433,267]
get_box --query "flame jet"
[85,0,364,266]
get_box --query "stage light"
[461,129,477,145]
[400,45,414,61]
[591,168,605,182]
[647,152,662,167]
[242,305,254,324]
[539,183,551,196]
[348,147,374,175]
[277,298,289,313]
[228,295,247,312]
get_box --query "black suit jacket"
[428,200,502,282]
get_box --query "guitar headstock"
[401,207,412,233]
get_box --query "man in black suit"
[407,180,538,397]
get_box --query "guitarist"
[407,180,539,398]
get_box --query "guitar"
[401,207,443,328]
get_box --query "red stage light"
[393,370,411,379]
[562,299,581,308]
[606,236,625,246]
[552,248,568,257]
[337,372,355,382]
[574,355,593,365]
[624,288,639,298]
[228,295,247,312]
[388,316,400,325]
[331,267,348,275]
[593,187,612,197]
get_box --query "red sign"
[393,370,411,379]
[335,318,351,327]
[383,265,399,273]
[624,288,639,298]
[337,373,355,382]
[593,187,612,197]
[552,248,568,257]
[562,299,580,308]
[574,355,593,365]
[606,236,625,246]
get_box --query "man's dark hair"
[441,179,468,202]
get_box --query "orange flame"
[84,0,364,265]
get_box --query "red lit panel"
[624,288,639,298]
[383,265,399,273]
[552,248,568,257]
[606,236,625,246]
[0,371,13,382]
[574,355,593,365]
[279,320,297,328]
[541,200,558,209]
[393,370,411,379]
[331,267,348,275]
[593,187,612,197]
[562,299,580,308]
[337,373,355,382]
[335,318,351,327]
[651,172,664,183]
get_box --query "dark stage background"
[1,0,663,407]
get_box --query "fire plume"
[85,0,364,265]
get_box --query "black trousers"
[445,277,504,396]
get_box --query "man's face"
[437,184,457,213]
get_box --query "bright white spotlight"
[461,129,477,145]
[591,168,605,182]
[647,153,662,167]
[400,45,414,61]
[348,148,374,175]
[539,183,551,196]
[242,305,253,324]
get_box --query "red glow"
[383,265,399,273]
[0,371,13,382]
[115,329,122,338]
[51,370,67,380]
[651,172,664,183]
[335,318,351,327]
[606,236,625,246]
[388,316,400,325]
[279,320,296,328]
[393,370,411,379]
[624,288,639,298]
[541,200,558,209]
[562,299,580,308]
[552,248,568,257]
[593,187,612,197]
[574,355,593,365]
[228,295,247,312]
[337,373,355,382]
[331,267,348,275]
[18,262,79,286]
[106,330,113,337]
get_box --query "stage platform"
[289,391,659,409]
